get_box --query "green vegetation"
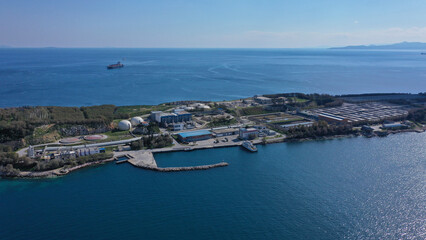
[102,130,133,141]
[239,106,279,116]
[81,105,117,121]
[130,135,173,150]
[284,121,357,139]
[0,105,131,150]
[264,93,343,109]
[407,108,426,124]
[288,97,308,103]
[207,116,237,127]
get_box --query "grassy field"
[288,97,309,103]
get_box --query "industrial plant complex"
[14,92,424,177]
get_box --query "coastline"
[3,128,424,179]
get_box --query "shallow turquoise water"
[1,133,425,239]
[1,48,426,107]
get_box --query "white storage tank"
[130,117,144,126]
[118,120,132,131]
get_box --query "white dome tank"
[118,120,132,131]
[131,117,144,126]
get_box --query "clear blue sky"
[1,0,426,47]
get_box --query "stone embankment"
[12,157,115,179]
[132,162,229,172]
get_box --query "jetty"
[117,150,228,172]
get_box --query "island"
[330,41,426,50]
[1,92,425,178]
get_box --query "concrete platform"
[118,150,228,172]
[127,151,158,168]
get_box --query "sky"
[1,0,426,48]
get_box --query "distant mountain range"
[331,42,426,50]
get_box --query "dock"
[117,150,228,172]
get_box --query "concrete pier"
[120,150,228,172]
[127,151,158,168]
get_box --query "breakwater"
[131,162,229,172]
[124,150,228,172]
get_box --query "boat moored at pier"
[241,141,257,152]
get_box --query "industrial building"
[239,128,259,140]
[281,121,314,129]
[212,128,239,137]
[171,123,184,131]
[177,130,212,142]
[151,110,192,125]
[318,113,350,124]
[310,102,408,124]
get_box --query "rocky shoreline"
[2,158,115,179]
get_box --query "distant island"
[330,41,426,50]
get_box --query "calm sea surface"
[0,48,425,107]
[1,133,425,239]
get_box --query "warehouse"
[212,128,239,137]
[177,130,212,142]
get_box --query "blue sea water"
[0,133,425,239]
[1,49,425,239]
[0,48,425,107]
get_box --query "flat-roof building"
[151,111,192,125]
[239,128,259,140]
[318,113,349,124]
[212,128,239,137]
[177,130,212,142]
[281,121,314,129]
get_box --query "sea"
[0,133,425,239]
[0,48,425,107]
[0,49,425,239]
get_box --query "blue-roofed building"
[177,130,212,142]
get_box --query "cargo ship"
[107,61,124,69]
[241,141,257,152]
